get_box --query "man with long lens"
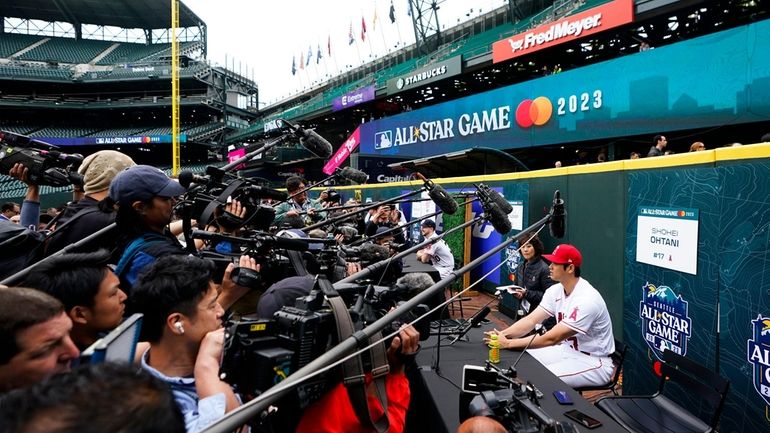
[273,176,323,227]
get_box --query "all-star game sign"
[636,206,700,275]
[747,315,770,406]
[639,282,693,361]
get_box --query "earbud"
[174,321,185,334]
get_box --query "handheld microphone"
[424,179,458,215]
[178,171,210,189]
[549,190,566,239]
[280,119,333,158]
[337,166,369,184]
[510,324,546,378]
[449,306,491,344]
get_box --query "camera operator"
[365,204,407,246]
[45,150,136,256]
[273,176,323,227]
[6,164,39,231]
[295,324,420,433]
[107,165,188,290]
[130,254,256,433]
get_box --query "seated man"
[484,244,615,388]
[0,362,185,433]
[130,254,255,433]
[21,249,127,350]
[0,287,80,392]
[416,219,454,279]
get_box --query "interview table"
[408,324,623,433]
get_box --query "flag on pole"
[306,45,312,66]
[348,22,355,45]
[328,34,332,56]
[299,51,304,70]
[317,43,322,63]
[389,1,396,23]
[361,16,367,41]
[291,56,296,75]
[373,5,379,31]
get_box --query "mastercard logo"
[143,136,151,143]
[515,96,553,127]
[677,210,686,217]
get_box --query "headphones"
[174,321,185,334]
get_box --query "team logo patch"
[747,315,770,406]
[639,282,692,361]
[374,131,392,149]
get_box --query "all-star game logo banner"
[639,282,693,361]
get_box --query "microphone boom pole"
[302,189,424,232]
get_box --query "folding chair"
[596,349,730,433]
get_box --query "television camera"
[0,130,83,187]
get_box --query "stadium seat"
[596,349,729,433]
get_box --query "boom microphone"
[484,201,512,235]
[242,185,288,201]
[337,166,369,184]
[280,119,333,158]
[394,272,435,293]
[425,180,458,215]
[549,190,566,239]
[189,230,309,251]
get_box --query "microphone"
[549,190,566,239]
[280,119,333,158]
[393,272,435,293]
[424,179,458,215]
[178,171,210,189]
[337,166,369,184]
[449,306,491,344]
[478,184,512,214]
[484,201,512,235]
[510,324,546,378]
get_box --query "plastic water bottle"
[488,334,501,364]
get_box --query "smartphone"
[553,390,573,405]
[564,409,602,429]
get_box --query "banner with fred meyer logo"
[492,0,634,63]
[636,206,699,275]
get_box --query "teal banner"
[361,19,770,157]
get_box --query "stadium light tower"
[171,0,181,176]
[409,0,444,56]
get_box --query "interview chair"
[595,349,730,433]
[575,338,627,396]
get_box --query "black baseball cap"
[109,165,186,205]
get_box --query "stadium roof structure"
[0,0,204,29]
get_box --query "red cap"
[542,244,582,267]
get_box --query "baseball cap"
[375,226,393,237]
[421,219,436,229]
[109,165,186,205]
[542,244,582,267]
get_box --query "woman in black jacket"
[513,235,556,328]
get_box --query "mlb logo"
[374,131,393,149]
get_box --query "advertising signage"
[492,0,634,64]
[360,19,770,157]
[332,85,376,112]
[387,56,462,94]
[36,134,187,146]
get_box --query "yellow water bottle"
[488,334,501,364]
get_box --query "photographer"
[130,254,256,433]
[365,204,407,246]
[273,176,323,227]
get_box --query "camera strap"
[320,277,390,433]
[198,179,246,228]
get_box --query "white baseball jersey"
[538,278,615,357]
[424,233,454,279]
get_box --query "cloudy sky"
[184,0,508,105]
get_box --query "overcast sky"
[184,0,509,105]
